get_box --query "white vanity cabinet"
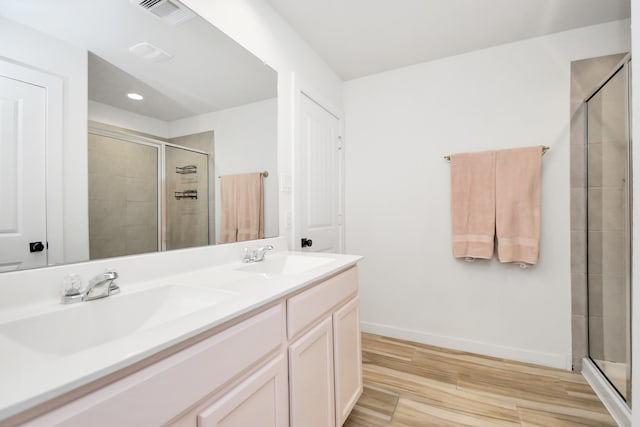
[289,317,336,427]
[193,355,289,427]
[287,267,362,427]
[332,296,362,426]
[22,305,285,427]
[13,265,361,427]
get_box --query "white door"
[0,74,47,271]
[299,93,342,253]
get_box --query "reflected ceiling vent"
[131,0,196,26]
[129,42,174,62]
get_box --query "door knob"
[301,238,313,248]
[29,241,45,253]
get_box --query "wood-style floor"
[343,333,616,427]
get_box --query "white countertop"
[0,250,361,422]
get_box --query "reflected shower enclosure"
[585,58,631,403]
[166,146,209,250]
[88,124,213,259]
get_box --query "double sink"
[0,254,334,357]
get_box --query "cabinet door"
[289,317,335,427]
[333,297,362,426]
[197,355,288,427]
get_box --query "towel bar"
[443,146,550,162]
[218,171,269,179]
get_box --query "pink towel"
[450,150,497,259]
[495,146,542,265]
[219,173,264,243]
[219,175,238,243]
[236,173,264,242]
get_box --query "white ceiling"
[265,0,631,80]
[0,0,277,121]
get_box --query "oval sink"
[0,285,236,356]
[235,255,334,277]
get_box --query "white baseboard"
[582,358,631,427]
[361,321,570,370]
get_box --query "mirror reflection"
[0,0,278,271]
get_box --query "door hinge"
[337,136,343,151]
[337,214,343,226]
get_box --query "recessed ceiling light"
[127,92,144,101]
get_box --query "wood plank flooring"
[343,333,616,427]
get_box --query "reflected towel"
[450,150,496,259]
[220,175,238,243]
[219,173,264,243]
[495,146,542,265]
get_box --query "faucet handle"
[61,273,83,304]
[61,273,82,296]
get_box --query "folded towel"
[450,150,497,259]
[495,146,542,265]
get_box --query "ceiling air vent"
[131,0,196,26]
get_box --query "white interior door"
[299,93,342,253]
[0,74,47,271]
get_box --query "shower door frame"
[583,54,632,406]
[88,125,211,252]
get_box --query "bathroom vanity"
[0,241,362,427]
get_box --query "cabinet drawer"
[25,304,284,427]
[197,355,288,427]
[287,267,358,340]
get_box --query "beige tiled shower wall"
[570,53,626,370]
[88,133,159,259]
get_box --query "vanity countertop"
[0,250,362,422]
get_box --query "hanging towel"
[450,150,497,259]
[236,172,264,242]
[219,173,264,243]
[220,175,238,243]
[495,146,542,265]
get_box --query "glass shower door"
[88,134,159,259]
[586,63,631,402]
[165,146,210,250]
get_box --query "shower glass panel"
[586,63,631,402]
[165,146,209,250]
[88,134,159,259]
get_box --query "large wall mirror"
[0,0,278,272]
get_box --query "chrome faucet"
[61,270,120,304]
[242,245,274,263]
